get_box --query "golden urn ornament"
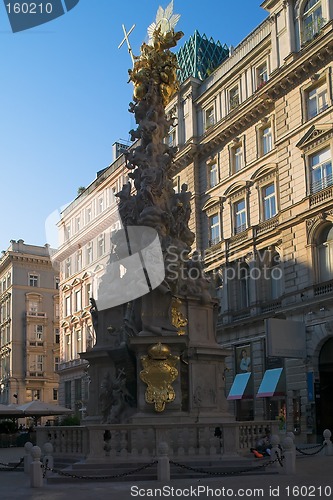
[140,343,179,412]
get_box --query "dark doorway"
[317,338,333,436]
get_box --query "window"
[97,196,104,214]
[86,205,92,224]
[239,265,250,309]
[208,162,219,188]
[65,258,71,278]
[209,214,220,246]
[65,224,71,240]
[29,300,38,314]
[34,355,43,373]
[310,147,332,193]
[34,325,43,341]
[65,380,71,408]
[269,254,283,300]
[29,274,38,287]
[65,331,71,361]
[205,106,215,130]
[168,127,176,147]
[230,139,245,173]
[307,82,328,119]
[234,199,247,234]
[75,216,81,233]
[86,243,93,265]
[55,302,59,319]
[55,328,60,344]
[97,234,105,258]
[74,330,82,358]
[53,388,58,400]
[317,225,333,282]
[86,283,92,306]
[229,86,240,110]
[173,176,180,193]
[262,183,277,220]
[234,146,243,172]
[256,63,268,90]
[55,277,60,290]
[75,290,82,312]
[65,296,71,317]
[109,187,117,206]
[75,251,82,273]
[302,0,323,44]
[7,274,11,288]
[262,126,273,155]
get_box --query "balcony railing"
[26,311,47,318]
[27,371,44,378]
[234,223,247,235]
[310,170,333,194]
[314,280,333,297]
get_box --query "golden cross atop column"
[118,24,136,64]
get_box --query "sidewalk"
[0,448,332,500]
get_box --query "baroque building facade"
[0,240,59,408]
[52,156,127,416]
[55,0,333,440]
[167,0,333,440]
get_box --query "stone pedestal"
[128,296,231,423]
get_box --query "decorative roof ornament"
[147,0,181,44]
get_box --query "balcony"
[26,371,44,378]
[59,358,87,371]
[310,170,333,194]
[26,311,47,318]
[29,341,44,347]
[314,280,333,297]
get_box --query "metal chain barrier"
[296,442,326,456]
[42,460,158,480]
[169,452,285,477]
[42,459,48,478]
[0,457,24,471]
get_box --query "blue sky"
[0,0,268,251]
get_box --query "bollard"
[43,442,54,478]
[30,446,43,488]
[281,436,296,475]
[270,434,282,470]
[157,442,170,482]
[24,441,33,475]
[323,429,333,456]
[286,432,296,463]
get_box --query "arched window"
[317,225,333,282]
[302,0,323,44]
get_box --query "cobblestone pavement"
[0,448,332,500]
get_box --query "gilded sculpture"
[140,343,179,412]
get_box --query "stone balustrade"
[36,420,279,461]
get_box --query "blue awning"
[227,372,251,400]
[257,368,283,398]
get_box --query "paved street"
[0,447,332,499]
